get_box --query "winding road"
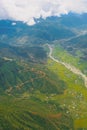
[47,44,87,88]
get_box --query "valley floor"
[47,44,87,88]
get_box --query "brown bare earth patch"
[48,113,62,119]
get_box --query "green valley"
[0,57,73,130]
[0,13,87,130]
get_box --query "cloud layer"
[0,0,87,25]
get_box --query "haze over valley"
[0,1,87,130]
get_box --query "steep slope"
[62,34,87,59]
[0,57,74,130]
[0,13,87,130]
[0,44,47,63]
[56,34,87,74]
[0,58,67,95]
[0,19,75,46]
[0,95,73,130]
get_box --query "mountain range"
[0,13,87,130]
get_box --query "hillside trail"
[47,44,87,88]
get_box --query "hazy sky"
[0,0,87,25]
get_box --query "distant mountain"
[61,34,87,60]
[0,13,87,47]
[0,15,76,61]
[0,17,75,46]
[0,13,87,130]
[60,13,87,28]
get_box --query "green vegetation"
[1,54,87,129]
[47,58,87,129]
[0,16,87,130]
[0,45,47,63]
[0,58,74,130]
[52,43,87,75]
[0,44,87,129]
[74,119,87,130]
[0,95,74,130]
[0,58,67,95]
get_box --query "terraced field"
[0,14,87,130]
[0,95,74,130]
[46,44,87,129]
[0,58,74,130]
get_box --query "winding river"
[47,44,87,88]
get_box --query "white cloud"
[12,22,16,26]
[0,0,87,25]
